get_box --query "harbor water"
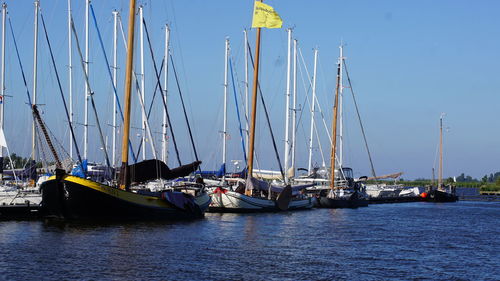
[0,201,498,280]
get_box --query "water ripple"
[0,201,498,280]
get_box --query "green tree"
[495,177,500,186]
[482,175,488,183]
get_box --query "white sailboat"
[0,3,43,217]
[209,1,313,212]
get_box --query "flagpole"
[246,1,264,194]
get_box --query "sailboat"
[311,46,368,209]
[209,1,313,212]
[0,3,47,219]
[422,114,458,203]
[40,0,211,220]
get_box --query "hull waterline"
[208,190,314,213]
[425,189,458,203]
[314,196,368,208]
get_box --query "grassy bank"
[479,184,500,192]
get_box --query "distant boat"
[364,173,421,201]
[422,114,458,203]
[311,167,368,208]
[40,0,210,220]
[424,188,458,202]
[308,46,368,209]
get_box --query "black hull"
[369,196,422,204]
[41,176,206,220]
[425,190,458,203]
[315,196,368,208]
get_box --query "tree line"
[456,172,500,184]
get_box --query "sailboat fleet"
[0,1,458,220]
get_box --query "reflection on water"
[0,201,498,280]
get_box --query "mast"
[291,38,297,176]
[162,24,170,164]
[339,44,344,168]
[112,10,118,168]
[0,3,5,181]
[243,29,249,155]
[139,5,146,160]
[431,167,435,186]
[83,0,90,160]
[67,0,74,159]
[329,62,341,190]
[222,37,229,181]
[32,0,39,163]
[283,28,291,184]
[119,0,136,190]
[438,113,444,190]
[307,48,318,175]
[246,20,263,188]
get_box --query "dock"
[0,203,45,220]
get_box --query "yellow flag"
[251,1,283,29]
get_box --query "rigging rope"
[141,18,182,166]
[69,16,111,169]
[32,105,62,169]
[40,13,83,167]
[169,55,200,163]
[8,17,32,106]
[8,16,41,176]
[246,42,285,180]
[145,60,164,118]
[89,5,138,164]
[343,59,377,178]
[135,59,164,158]
[229,58,247,165]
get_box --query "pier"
[0,202,44,219]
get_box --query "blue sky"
[2,0,499,180]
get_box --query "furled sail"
[128,159,201,183]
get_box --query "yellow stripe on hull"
[48,175,172,209]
